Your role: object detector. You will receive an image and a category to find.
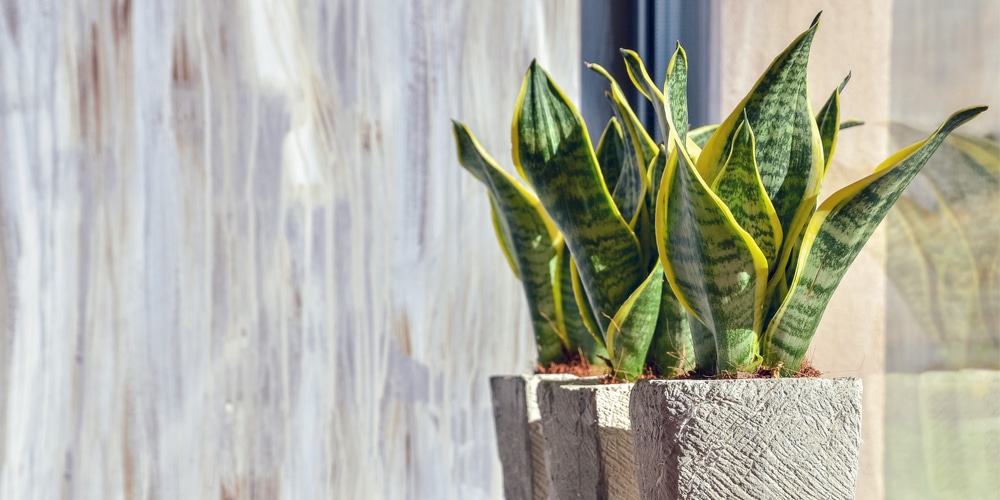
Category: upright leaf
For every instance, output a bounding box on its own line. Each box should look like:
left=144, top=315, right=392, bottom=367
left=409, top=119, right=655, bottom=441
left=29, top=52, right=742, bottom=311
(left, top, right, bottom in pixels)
left=711, top=116, right=784, bottom=268
left=554, top=241, right=608, bottom=364
left=656, top=141, right=769, bottom=373
left=606, top=93, right=647, bottom=226
left=513, top=61, right=645, bottom=336
left=605, top=262, right=664, bottom=380
left=595, top=117, right=625, bottom=192
left=647, top=284, right=695, bottom=377
left=696, top=15, right=824, bottom=242
left=763, top=106, right=988, bottom=374
left=588, top=63, right=658, bottom=167
left=817, top=73, right=851, bottom=175
left=454, top=121, right=566, bottom=364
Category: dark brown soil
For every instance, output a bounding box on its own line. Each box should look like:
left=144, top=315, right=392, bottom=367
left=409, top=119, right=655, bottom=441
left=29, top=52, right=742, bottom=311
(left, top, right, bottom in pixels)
left=535, top=351, right=607, bottom=377
left=597, top=359, right=823, bottom=384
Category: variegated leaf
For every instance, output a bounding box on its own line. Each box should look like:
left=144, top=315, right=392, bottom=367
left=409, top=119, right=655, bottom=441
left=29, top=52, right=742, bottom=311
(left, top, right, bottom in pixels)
left=696, top=15, right=823, bottom=243
left=817, top=73, right=851, bottom=175
left=689, top=124, right=718, bottom=149
left=595, top=117, right=625, bottom=193
left=554, top=241, right=608, bottom=364
left=587, top=63, right=658, bottom=166
left=647, top=283, right=696, bottom=377
left=762, top=106, right=988, bottom=374
left=513, top=61, right=645, bottom=335
left=656, top=141, right=768, bottom=373
left=606, top=92, right=647, bottom=226
left=570, top=256, right=603, bottom=349
left=606, top=262, right=664, bottom=380
left=711, top=116, right=784, bottom=268
left=453, top=121, right=566, bottom=364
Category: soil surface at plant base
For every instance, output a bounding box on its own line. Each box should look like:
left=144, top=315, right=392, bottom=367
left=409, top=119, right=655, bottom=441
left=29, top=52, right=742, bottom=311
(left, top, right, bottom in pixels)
left=537, top=354, right=822, bottom=383
left=535, top=351, right=608, bottom=377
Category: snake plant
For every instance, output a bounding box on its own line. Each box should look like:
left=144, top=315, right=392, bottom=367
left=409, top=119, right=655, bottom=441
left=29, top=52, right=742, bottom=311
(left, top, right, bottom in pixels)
left=455, top=13, right=987, bottom=379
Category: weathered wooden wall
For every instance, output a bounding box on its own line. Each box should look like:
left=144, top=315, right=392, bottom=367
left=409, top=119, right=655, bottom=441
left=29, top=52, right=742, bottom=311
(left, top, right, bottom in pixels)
left=0, top=1, right=579, bottom=498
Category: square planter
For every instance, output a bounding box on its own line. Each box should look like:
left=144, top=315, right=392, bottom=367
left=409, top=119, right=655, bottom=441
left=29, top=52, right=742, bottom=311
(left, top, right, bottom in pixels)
left=537, top=381, right=639, bottom=500
left=630, top=377, right=863, bottom=500
left=490, top=374, right=581, bottom=500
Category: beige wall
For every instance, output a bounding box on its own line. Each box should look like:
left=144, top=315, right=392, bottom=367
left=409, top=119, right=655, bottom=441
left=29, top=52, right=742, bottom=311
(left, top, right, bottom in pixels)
left=718, top=2, right=893, bottom=498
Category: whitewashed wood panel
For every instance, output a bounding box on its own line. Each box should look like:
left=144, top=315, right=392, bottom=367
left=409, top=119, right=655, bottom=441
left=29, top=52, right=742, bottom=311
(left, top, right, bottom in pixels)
left=0, top=1, right=580, bottom=498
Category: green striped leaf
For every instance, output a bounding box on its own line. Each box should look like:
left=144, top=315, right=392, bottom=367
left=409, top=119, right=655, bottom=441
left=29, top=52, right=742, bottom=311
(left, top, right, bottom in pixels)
left=621, top=49, right=669, bottom=147
left=587, top=63, right=658, bottom=167
left=817, top=74, right=851, bottom=175
left=489, top=199, right=520, bottom=279
left=696, top=15, right=824, bottom=242
left=453, top=121, right=566, bottom=364
left=711, top=116, right=784, bottom=267
left=762, top=106, right=988, bottom=374
left=595, top=117, right=625, bottom=193
left=569, top=256, right=604, bottom=350
left=689, top=124, right=718, bottom=149
left=664, top=43, right=689, bottom=147
left=656, top=141, right=769, bottom=373
left=513, top=61, right=645, bottom=336
left=622, top=45, right=689, bottom=149
left=647, top=283, right=696, bottom=377
left=840, top=120, right=865, bottom=131
left=606, top=262, right=664, bottom=381
left=606, top=92, right=647, bottom=226
left=554, top=241, right=608, bottom=364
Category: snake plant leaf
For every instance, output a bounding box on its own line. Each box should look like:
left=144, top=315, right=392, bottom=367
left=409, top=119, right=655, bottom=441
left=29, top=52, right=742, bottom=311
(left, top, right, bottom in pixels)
left=489, top=199, right=520, bottom=279
left=711, top=116, right=784, bottom=268
left=569, top=257, right=604, bottom=349
left=453, top=121, right=566, bottom=364
left=596, top=117, right=625, bottom=193
left=605, top=261, right=664, bottom=381
left=817, top=73, right=851, bottom=175
left=606, top=92, right=647, bottom=226
left=665, top=43, right=690, bottom=147
left=762, top=106, right=988, bottom=374
left=840, top=120, right=865, bottom=130
left=554, top=240, right=608, bottom=364
left=588, top=63, right=658, bottom=166
left=696, top=15, right=823, bottom=242
left=648, top=145, right=668, bottom=213
left=513, top=61, right=645, bottom=335
left=621, top=49, right=669, bottom=146
left=656, top=140, right=769, bottom=373
left=689, top=124, right=718, bottom=149
left=647, top=282, right=696, bottom=377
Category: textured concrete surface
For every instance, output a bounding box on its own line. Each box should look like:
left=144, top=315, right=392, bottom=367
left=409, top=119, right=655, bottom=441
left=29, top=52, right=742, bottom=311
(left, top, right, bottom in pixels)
left=630, top=378, right=863, bottom=500
left=538, top=382, right=639, bottom=500
left=491, top=375, right=578, bottom=500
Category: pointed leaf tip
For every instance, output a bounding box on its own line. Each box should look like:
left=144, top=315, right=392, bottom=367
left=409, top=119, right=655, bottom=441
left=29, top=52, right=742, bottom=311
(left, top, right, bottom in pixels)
left=839, top=73, right=851, bottom=93
left=811, top=11, right=822, bottom=27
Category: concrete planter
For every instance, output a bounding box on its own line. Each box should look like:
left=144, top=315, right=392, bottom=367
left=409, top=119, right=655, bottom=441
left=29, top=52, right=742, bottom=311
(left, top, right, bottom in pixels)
left=490, top=374, right=580, bottom=500
left=630, top=377, right=863, bottom=500
left=537, top=382, right=639, bottom=500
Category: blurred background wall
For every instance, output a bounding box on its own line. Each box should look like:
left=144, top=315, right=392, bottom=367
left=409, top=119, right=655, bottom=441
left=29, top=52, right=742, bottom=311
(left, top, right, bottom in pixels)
left=1, top=1, right=997, bottom=499
left=0, top=1, right=578, bottom=497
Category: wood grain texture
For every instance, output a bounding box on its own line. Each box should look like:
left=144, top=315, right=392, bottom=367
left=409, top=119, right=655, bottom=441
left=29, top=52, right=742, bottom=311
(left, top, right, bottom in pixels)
left=0, top=1, right=580, bottom=498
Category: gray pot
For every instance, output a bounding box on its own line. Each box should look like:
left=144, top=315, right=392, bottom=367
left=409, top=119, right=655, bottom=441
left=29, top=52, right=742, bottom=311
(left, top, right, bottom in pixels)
left=537, top=381, right=639, bottom=500
left=490, top=374, right=581, bottom=500
left=630, top=377, right=863, bottom=500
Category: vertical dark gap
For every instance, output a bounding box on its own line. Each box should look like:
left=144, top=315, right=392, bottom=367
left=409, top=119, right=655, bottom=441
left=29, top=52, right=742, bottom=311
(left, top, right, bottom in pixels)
left=580, top=0, right=637, bottom=146
left=580, top=0, right=718, bottom=146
